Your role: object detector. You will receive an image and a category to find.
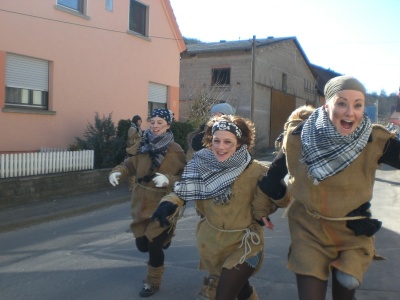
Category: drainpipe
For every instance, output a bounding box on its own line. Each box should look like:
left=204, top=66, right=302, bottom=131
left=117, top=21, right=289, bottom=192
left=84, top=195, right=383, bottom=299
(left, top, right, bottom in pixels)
left=251, top=35, right=256, bottom=121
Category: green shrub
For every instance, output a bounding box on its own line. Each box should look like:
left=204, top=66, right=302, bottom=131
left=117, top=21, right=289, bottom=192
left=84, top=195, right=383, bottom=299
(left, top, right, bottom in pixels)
left=67, top=142, right=81, bottom=151
left=73, top=115, right=195, bottom=168
left=170, top=121, right=196, bottom=152
left=74, top=112, right=126, bottom=168
left=117, top=119, right=131, bottom=141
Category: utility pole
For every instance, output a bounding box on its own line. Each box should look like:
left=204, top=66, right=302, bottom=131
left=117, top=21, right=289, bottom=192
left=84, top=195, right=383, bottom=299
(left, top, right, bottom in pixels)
left=250, top=35, right=256, bottom=121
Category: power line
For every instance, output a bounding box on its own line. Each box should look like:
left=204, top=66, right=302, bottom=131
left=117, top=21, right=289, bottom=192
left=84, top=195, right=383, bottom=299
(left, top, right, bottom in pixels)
left=0, top=8, right=184, bottom=41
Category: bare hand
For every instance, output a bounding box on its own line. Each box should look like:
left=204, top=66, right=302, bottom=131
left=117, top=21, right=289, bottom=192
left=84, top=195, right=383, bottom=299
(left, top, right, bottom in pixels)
left=261, top=216, right=274, bottom=230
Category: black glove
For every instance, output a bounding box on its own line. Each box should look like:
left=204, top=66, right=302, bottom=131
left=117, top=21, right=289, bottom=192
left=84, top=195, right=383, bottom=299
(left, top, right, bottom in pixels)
left=256, top=219, right=264, bottom=226
left=347, top=202, right=371, bottom=218
left=192, top=131, right=205, bottom=151
left=150, top=202, right=178, bottom=227
left=346, top=202, right=382, bottom=237
left=138, top=174, right=156, bottom=183
left=258, top=150, right=288, bottom=199
left=256, top=217, right=271, bottom=227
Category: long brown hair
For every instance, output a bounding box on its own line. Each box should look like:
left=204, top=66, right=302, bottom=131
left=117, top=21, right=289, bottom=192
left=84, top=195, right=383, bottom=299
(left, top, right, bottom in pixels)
left=202, top=115, right=256, bottom=150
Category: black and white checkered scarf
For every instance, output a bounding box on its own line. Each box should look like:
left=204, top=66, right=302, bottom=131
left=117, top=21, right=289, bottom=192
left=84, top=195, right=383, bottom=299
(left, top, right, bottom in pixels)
left=131, top=122, right=143, bottom=137
left=300, top=106, right=372, bottom=184
left=139, top=129, right=174, bottom=170
left=174, top=145, right=251, bottom=204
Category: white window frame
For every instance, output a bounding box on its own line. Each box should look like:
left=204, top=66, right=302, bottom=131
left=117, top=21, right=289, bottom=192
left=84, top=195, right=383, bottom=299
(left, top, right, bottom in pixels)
left=5, top=53, right=49, bottom=110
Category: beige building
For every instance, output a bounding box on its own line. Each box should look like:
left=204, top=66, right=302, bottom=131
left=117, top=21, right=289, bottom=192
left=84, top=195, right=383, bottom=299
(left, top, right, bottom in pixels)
left=0, top=0, right=185, bottom=153
left=179, top=37, right=318, bottom=150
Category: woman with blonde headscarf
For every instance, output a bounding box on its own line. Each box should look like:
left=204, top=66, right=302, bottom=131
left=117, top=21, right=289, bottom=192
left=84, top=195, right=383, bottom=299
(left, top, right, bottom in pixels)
left=259, top=75, right=400, bottom=300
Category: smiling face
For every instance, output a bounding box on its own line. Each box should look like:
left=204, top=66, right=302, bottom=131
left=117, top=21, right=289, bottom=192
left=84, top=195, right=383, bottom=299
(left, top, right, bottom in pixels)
left=150, top=117, right=170, bottom=135
left=211, top=130, right=239, bottom=161
left=325, top=89, right=365, bottom=136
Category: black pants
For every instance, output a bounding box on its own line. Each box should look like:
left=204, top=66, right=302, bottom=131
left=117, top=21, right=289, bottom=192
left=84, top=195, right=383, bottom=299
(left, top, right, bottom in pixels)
left=135, top=229, right=169, bottom=267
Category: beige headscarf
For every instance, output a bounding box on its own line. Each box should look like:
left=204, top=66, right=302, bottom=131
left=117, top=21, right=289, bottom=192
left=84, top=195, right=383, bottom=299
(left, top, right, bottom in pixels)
left=324, top=75, right=366, bottom=101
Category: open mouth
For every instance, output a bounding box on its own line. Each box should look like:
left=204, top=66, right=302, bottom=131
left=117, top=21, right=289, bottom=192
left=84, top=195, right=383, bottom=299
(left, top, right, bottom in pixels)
left=215, top=151, right=228, bottom=161
left=341, top=120, right=354, bottom=130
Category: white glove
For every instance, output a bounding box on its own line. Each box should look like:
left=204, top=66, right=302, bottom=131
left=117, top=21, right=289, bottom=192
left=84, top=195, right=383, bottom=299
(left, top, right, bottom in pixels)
left=109, top=172, right=121, bottom=186
left=152, top=172, right=169, bottom=187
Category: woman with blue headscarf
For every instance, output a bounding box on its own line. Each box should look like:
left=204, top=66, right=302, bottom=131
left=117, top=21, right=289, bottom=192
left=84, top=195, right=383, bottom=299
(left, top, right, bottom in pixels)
left=109, top=108, right=186, bottom=297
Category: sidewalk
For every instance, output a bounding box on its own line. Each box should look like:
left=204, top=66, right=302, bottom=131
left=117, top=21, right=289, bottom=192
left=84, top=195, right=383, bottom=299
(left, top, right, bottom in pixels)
left=0, top=184, right=131, bottom=233
left=0, top=148, right=277, bottom=233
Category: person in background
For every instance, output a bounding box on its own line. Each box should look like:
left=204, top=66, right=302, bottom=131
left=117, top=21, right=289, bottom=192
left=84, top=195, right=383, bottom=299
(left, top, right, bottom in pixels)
left=127, top=114, right=143, bottom=148
left=151, top=115, right=290, bottom=300
left=186, top=102, right=236, bottom=161
left=126, top=115, right=144, bottom=191
left=259, top=75, right=400, bottom=300
left=109, top=109, right=186, bottom=297
left=274, top=105, right=315, bottom=154
left=387, top=86, right=400, bottom=139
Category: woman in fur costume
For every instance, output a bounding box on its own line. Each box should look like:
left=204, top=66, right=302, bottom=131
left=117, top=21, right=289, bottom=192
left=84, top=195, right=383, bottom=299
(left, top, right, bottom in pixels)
left=151, top=115, right=290, bottom=300
left=259, top=75, right=400, bottom=300
left=109, top=108, right=186, bottom=297
left=127, top=114, right=143, bottom=147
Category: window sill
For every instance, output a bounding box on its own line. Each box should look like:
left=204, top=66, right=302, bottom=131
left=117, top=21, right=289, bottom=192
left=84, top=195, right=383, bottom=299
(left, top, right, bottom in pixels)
left=2, top=107, right=56, bottom=115
left=210, top=85, right=231, bottom=91
left=54, top=5, right=90, bottom=20
left=127, top=30, right=151, bottom=42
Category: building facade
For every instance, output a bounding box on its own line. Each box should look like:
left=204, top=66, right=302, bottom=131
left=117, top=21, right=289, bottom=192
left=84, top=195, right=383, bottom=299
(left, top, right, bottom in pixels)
left=0, top=0, right=185, bottom=152
left=179, top=37, right=318, bottom=150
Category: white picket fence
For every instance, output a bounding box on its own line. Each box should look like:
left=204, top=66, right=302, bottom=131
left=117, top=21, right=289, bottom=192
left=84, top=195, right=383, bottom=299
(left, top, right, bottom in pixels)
left=0, top=150, right=94, bottom=179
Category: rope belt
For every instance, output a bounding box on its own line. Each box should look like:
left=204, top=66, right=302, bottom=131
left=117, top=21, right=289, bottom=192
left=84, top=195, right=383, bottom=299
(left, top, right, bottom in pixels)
left=205, top=218, right=260, bottom=264
left=137, top=182, right=167, bottom=193
left=281, top=197, right=366, bottom=221
left=305, top=208, right=366, bottom=221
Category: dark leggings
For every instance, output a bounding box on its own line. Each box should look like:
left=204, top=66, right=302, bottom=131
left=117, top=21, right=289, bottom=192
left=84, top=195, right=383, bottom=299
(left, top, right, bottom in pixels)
left=296, top=270, right=356, bottom=300
left=135, top=229, right=169, bottom=268
left=216, top=263, right=255, bottom=300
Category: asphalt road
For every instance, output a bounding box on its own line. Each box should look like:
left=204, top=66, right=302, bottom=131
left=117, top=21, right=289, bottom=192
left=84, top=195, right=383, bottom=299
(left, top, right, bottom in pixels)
left=0, top=166, right=399, bottom=299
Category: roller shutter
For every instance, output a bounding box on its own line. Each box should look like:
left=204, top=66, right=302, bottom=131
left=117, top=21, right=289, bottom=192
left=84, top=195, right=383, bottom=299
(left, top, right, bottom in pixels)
left=6, top=53, right=48, bottom=91
left=148, top=82, right=167, bottom=103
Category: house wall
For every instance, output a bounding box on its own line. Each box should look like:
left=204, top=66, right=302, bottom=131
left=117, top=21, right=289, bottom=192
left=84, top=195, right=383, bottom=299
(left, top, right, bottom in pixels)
left=179, top=51, right=252, bottom=120
left=253, top=40, right=317, bottom=147
left=0, top=0, right=184, bottom=152
left=179, top=39, right=317, bottom=150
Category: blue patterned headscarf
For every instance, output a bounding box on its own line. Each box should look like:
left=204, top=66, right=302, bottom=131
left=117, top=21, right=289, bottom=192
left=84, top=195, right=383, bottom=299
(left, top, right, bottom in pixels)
left=151, top=109, right=174, bottom=124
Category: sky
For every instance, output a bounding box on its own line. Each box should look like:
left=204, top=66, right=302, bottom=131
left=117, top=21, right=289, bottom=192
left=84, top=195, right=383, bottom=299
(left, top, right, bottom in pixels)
left=169, top=0, right=400, bottom=95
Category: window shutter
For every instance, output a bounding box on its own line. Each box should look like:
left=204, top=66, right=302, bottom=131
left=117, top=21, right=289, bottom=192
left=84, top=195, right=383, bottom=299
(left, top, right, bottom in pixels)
left=148, top=82, right=167, bottom=103
left=6, top=53, right=49, bottom=91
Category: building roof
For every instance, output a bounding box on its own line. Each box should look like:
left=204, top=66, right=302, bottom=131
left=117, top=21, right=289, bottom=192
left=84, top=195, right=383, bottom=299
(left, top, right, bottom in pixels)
left=163, top=0, right=186, bottom=52
left=187, top=37, right=306, bottom=54
left=185, top=36, right=293, bottom=53
left=310, top=64, right=342, bottom=95
left=183, top=36, right=316, bottom=80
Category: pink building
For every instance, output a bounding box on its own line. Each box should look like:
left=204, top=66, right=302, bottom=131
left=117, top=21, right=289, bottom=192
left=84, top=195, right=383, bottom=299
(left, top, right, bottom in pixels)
left=0, top=0, right=185, bottom=153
